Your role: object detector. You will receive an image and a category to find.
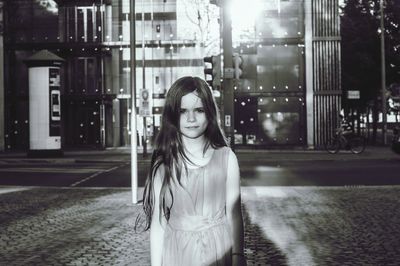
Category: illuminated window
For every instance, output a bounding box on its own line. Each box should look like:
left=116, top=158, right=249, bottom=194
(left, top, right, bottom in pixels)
left=65, top=5, right=105, bottom=42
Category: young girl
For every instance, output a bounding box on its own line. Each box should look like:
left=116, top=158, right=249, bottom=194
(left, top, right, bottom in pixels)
left=142, top=76, right=246, bottom=266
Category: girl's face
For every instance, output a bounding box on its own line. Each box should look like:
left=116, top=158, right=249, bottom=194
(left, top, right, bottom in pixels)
left=179, top=92, right=208, bottom=140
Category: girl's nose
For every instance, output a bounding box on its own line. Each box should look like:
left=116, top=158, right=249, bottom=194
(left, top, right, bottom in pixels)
left=187, top=111, right=196, bottom=122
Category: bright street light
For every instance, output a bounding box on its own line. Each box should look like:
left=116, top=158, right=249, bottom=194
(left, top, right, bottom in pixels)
left=230, top=0, right=263, bottom=33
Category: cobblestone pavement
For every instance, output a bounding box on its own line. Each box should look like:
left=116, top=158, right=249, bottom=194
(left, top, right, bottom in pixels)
left=242, top=186, right=400, bottom=266
left=1, top=186, right=400, bottom=265
left=0, top=187, right=150, bottom=266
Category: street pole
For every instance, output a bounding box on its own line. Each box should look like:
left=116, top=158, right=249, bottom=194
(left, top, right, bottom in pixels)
left=221, top=0, right=235, bottom=149
left=141, top=0, right=147, bottom=157
left=380, top=0, right=387, bottom=145
left=0, top=1, right=4, bottom=151
left=130, top=0, right=138, bottom=204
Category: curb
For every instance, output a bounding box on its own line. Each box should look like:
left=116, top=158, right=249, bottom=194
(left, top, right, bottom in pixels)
left=0, top=147, right=398, bottom=164
left=0, top=158, right=77, bottom=164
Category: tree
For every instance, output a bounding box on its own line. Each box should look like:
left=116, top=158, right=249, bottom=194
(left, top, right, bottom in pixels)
left=178, top=0, right=220, bottom=56
left=384, top=1, right=400, bottom=86
left=341, top=0, right=400, bottom=143
left=341, top=0, right=380, bottom=109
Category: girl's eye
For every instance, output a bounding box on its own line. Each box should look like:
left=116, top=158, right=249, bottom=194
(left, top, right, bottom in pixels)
left=180, top=109, right=187, bottom=114
left=195, top=108, right=205, bottom=113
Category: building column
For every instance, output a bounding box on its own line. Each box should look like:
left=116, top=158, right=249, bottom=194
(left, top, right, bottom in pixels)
left=305, top=0, right=314, bottom=148
left=306, top=0, right=342, bottom=148
left=112, top=98, right=121, bottom=147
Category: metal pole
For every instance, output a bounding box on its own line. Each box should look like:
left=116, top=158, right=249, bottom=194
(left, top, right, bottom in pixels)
left=141, top=0, right=148, bottom=157
left=380, top=0, right=387, bottom=145
left=0, top=0, right=5, bottom=151
left=130, top=0, right=138, bottom=204
left=221, top=0, right=234, bottom=149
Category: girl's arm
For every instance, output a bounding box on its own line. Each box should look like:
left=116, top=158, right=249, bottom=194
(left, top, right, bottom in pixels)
left=150, top=168, right=166, bottom=266
left=226, top=149, right=247, bottom=266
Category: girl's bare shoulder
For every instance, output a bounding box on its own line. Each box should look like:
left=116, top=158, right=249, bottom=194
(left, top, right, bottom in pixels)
left=214, top=145, right=232, bottom=153
left=218, top=146, right=236, bottom=158
left=225, top=147, right=238, bottom=166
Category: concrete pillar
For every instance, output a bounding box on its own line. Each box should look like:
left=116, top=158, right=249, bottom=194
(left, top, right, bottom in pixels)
left=112, top=98, right=121, bottom=147
left=304, top=0, right=342, bottom=148
left=305, top=0, right=314, bottom=148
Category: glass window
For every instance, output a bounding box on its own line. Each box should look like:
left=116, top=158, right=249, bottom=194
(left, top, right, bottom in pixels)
left=256, top=0, right=304, bottom=39
left=232, top=0, right=305, bottom=146
left=66, top=6, right=98, bottom=43
left=257, top=96, right=303, bottom=145
left=257, top=45, right=304, bottom=92
left=8, top=0, right=58, bottom=43
left=4, top=0, right=308, bottom=149
left=235, top=96, right=304, bottom=145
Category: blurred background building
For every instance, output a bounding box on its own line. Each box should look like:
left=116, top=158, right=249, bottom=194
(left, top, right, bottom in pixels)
left=0, top=0, right=341, bottom=151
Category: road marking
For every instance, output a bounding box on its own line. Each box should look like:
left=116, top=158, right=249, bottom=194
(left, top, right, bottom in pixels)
left=0, top=187, right=31, bottom=195
left=0, top=167, right=106, bottom=173
left=69, top=164, right=124, bottom=187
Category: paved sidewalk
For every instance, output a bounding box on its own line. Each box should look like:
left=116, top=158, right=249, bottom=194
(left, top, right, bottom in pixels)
left=0, top=145, right=399, bottom=164
left=1, top=186, right=399, bottom=265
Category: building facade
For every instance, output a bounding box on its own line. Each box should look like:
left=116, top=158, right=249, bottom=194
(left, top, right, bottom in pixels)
left=0, top=0, right=341, bottom=151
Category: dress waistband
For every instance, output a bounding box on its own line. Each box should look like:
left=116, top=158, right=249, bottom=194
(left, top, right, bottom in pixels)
left=168, top=210, right=226, bottom=232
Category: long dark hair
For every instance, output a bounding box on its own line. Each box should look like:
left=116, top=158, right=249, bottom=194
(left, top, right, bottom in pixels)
left=142, top=76, right=227, bottom=230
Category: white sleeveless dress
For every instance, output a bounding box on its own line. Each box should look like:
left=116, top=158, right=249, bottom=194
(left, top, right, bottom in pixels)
left=162, top=147, right=232, bottom=266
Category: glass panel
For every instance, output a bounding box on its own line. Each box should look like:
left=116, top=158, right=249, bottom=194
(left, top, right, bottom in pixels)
left=67, top=7, right=75, bottom=42
left=75, top=59, right=85, bottom=94
left=9, top=0, right=58, bottom=43
left=87, top=8, right=94, bottom=42
left=235, top=95, right=304, bottom=145
left=257, top=97, right=303, bottom=145
left=4, top=0, right=307, bottom=149
left=256, top=0, right=304, bottom=39
left=232, top=0, right=305, bottom=146
left=257, top=45, right=304, bottom=92
left=234, top=96, right=258, bottom=135
left=87, top=58, right=96, bottom=94
left=95, top=6, right=102, bottom=42
left=77, top=8, right=84, bottom=42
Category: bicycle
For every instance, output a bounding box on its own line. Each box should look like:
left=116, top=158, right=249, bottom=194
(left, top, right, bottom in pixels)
left=324, top=127, right=366, bottom=154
